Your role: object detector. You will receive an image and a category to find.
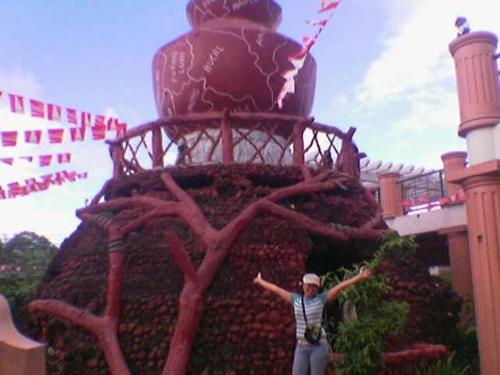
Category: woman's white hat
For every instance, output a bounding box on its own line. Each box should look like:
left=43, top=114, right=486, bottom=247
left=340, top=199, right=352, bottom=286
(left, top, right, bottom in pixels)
left=302, top=273, right=320, bottom=286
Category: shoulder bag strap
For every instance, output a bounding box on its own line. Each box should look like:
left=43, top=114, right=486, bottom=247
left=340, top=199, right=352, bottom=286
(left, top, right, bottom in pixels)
left=301, top=295, right=309, bottom=326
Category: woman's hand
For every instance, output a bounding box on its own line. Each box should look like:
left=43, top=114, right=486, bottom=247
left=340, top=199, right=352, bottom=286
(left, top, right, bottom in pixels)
left=253, top=272, right=262, bottom=284
left=253, top=272, right=292, bottom=303
left=358, top=266, right=372, bottom=280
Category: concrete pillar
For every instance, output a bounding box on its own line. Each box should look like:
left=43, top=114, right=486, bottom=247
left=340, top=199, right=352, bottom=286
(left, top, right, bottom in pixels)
left=463, top=174, right=500, bottom=375
left=378, top=172, right=403, bottom=218
left=449, top=32, right=500, bottom=166
left=439, top=226, right=472, bottom=298
left=441, top=151, right=467, bottom=196
left=0, top=295, right=46, bottom=375
left=449, top=32, right=500, bottom=137
left=450, top=31, right=500, bottom=375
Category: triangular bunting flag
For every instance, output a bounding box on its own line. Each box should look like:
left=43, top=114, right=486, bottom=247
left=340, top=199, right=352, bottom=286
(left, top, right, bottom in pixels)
left=70, top=127, right=86, bottom=142
left=39, top=154, right=53, bottom=167
left=40, top=174, right=53, bottom=186
left=306, top=19, right=329, bottom=27
left=57, top=153, right=71, bottom=164
left=52, top=171, right=65, bottom=185
left=91, top=125, right=106, bottom=140
left=30, top=99, right=45, bottom=118
left=116, top=123, right=127, bottom=137
left=67, top=108, right=78, bottom=124
left=0, top=186, right=6, bottom=200
left=63, top=170, right=77, bottom=181
left=107, top=117, right=118, bottom=130
left=48, top=129, right=64, bottom=143
left=94, top=114, right=105, bottom=127
left=81, top=112, right=92, bottom=128
left=8, top=182, right=28, bottom=198
left=0, top=158, right=14, bottom=165
left=19, top=156, right=34, bottom=163
left=36, top=179, right=51, bottom=191
left=24, top=130, right=42, bottom=144
left=47, top=104, right=62, bottom=121
left=9, top=94, right=25, bottom=114
left=24, top=178, right=39, bottom=193
left=319, top=0, right=340, bottom=12
left=1, top=131, right=18, bottom=147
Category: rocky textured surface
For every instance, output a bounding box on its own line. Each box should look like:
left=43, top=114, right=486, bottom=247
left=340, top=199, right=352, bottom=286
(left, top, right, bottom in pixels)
left=380, top=250, right=462, bottom=351
left=28, top=165, right=461, bottom=374
left=30, top=165, right=382, bottom=374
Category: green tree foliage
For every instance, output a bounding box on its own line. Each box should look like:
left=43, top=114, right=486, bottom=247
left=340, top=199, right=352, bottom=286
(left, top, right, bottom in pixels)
left=0, top=231, right=58, bottom=308
left=322, top=233, right=415, bottom=375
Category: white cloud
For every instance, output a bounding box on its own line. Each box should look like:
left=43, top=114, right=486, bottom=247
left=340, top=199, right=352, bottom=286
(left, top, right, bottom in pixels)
left=341, top=0, right=500, bottom=166
left=391, top=89, right=459, bottom=134
left=357, top=0, right=500, bottom=106
left=0, top=68, right=43, bottom=98
left=357, top=2, right=452, bottom=105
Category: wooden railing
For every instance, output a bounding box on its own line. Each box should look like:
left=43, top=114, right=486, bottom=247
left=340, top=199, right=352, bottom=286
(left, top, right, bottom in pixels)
left=106, top=110, right=362, bottom=180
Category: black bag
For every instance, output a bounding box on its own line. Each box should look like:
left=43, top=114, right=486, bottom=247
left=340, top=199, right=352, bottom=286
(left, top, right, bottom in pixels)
left=304, top=325, right=322, bottom=344
left=301, top=296, right=322, bottom=345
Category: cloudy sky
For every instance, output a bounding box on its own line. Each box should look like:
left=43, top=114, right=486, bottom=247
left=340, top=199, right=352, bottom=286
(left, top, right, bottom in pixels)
left=0, top=0, right=499, bottom=245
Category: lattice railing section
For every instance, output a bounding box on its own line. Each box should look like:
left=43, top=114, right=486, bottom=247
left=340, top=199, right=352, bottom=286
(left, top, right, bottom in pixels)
left=121, top=132, right=154, bottom=175
left=107, top=111, right=361, bottom=179
left=165, top=120, right=223, bottom=165
left=304, top=128, right=341, bottom=168
left=231, top=119, right=295, bottom=165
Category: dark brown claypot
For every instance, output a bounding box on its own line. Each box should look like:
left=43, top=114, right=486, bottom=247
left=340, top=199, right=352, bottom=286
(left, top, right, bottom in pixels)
left=186, top=0, right=283, bottom=30
left=152, top=1, right=316, bottom=119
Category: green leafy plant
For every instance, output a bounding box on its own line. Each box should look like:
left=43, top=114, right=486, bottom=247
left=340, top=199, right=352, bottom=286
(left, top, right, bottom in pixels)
left=321, top=233, right=418, bottom=375
left=335, top=301, right=408, bottom=375
left=417, top=353, right=471, bottom=375
left=443, top=325, right=479, bottom=374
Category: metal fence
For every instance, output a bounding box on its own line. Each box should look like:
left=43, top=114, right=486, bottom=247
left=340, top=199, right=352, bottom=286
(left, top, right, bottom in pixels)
left=400, top=170, right=447, bottom=212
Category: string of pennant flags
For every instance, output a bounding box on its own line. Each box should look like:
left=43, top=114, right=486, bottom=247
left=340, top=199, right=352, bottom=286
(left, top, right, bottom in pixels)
left=1, top=0, right=342, bottom=199
left=0, top=125, right=126, bottom=147
left=2, top=91, right=127, bottom=129
left=0, top=90, right=131, bottom=199
left=0, top=170, right=88, bottom=200
left=277, top=0, right=341, bottom=108
left=0, top=91, right=128, bottom=147
left=0, top=152, right=71, bottom=167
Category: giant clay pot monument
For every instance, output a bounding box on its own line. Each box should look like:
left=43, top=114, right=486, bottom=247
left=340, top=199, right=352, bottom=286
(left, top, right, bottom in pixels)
left=28, top=1, right=459, bottom=374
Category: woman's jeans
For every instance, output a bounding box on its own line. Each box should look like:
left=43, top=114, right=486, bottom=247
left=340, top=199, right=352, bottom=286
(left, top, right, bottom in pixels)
left=292, top=341, right=330, bottom=375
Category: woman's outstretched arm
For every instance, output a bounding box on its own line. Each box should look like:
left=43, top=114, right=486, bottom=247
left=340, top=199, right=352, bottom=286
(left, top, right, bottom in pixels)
left=326, top=266, right=371, bottom=302
left=253, top=272, right=292, bottom=304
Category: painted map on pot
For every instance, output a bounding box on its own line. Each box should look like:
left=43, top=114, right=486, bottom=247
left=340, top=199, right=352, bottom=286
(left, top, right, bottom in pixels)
left=153, top=26, right=316, bottom=118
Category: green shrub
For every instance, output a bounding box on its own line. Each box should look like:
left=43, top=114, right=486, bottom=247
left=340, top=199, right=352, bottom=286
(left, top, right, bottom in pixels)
left=443, top=326, right=479, bottom=374
left=321, top=233, right=416, bottom=375
left=417, top=353, right=471, bottom=375
left=334, top=301, right=408, bottom=375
